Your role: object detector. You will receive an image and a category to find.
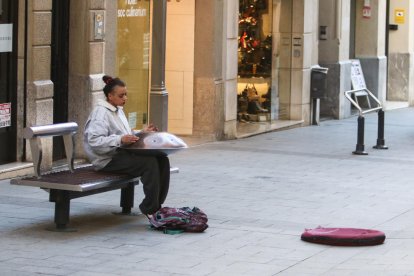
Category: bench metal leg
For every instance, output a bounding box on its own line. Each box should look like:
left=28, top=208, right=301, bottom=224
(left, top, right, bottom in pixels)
left=49, top=190, right=76, bottom=232
left=120, top=183, right=135, bottom=214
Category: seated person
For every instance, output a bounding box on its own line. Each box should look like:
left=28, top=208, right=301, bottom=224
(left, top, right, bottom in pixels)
left=83, top=75, right=170, bottom=219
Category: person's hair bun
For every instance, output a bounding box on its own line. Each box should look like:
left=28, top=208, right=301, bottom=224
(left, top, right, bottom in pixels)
left=102, top=75, right=113, bottom=85
left=102, top=75, right=125, bottom=97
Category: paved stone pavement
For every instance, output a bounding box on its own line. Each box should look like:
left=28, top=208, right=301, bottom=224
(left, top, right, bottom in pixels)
left=2, top=107, right=414, bottom=276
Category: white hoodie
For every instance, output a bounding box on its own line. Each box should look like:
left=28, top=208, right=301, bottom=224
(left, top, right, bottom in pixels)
left=83, top=99, right=133, bottom=169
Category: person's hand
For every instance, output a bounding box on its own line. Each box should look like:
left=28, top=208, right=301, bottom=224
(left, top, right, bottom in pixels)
left=121, top=134, right=139, bottom=145
left=143, top=123, right=158, bottom=132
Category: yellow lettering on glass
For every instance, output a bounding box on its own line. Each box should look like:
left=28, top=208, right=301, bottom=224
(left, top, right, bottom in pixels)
left=117, top=0, right=151, bottom=129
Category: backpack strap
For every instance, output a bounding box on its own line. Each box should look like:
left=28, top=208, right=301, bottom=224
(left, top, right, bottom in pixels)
left=163, top=229, right=184, bottom=235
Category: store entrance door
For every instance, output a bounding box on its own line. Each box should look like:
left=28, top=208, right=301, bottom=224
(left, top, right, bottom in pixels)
left=51, top=0, right=70, bottom=161
left=0, top=0, right=18, bottom=165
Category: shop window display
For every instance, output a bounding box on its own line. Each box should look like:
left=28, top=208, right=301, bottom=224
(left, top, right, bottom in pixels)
left=238, top=0, right=272, bottom=123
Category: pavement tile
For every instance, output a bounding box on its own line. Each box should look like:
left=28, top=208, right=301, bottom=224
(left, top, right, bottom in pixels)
left=0, top=269, right=35, bottom=276
left=14, top=265, right=79, bottom=275
left=208, top=261, right=285, bottom=276
left=5, top=257, right=65, bottom=268
left=69, top=272, right=116, bottom=276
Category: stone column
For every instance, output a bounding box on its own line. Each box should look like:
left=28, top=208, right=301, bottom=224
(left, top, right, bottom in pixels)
left=17, top=0, right=27, bottom=161
left=193, top=0, right=225, bottom=140
left=289, top=0, right=319, bottom=123
left=150, top=0, right=168, bottom=131
left=25, top=0, right=54, bottom=169
left=355, top=0, right=387, bottom=103
left=68, top=0, right=106, bottom=158
left=319, top=0, right=352, bottom=119
left=223, top=0, right=238, bottom=139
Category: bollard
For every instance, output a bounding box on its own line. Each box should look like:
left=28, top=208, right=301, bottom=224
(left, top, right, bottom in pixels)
left=353, top=115, right=368, bottom=155
left=311, top=98, right=320, bottom=125
left=373, top=109, right=388, bottom=149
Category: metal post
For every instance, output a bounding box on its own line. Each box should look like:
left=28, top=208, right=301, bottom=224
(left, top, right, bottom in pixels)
left=373, top=109, right=388, bottom=149
left=353, top=115, right=368, bottom=155
left=49, top=190, right=76, bottom=232
left=311, top=98, right=320, bottom=125
left=150, top=0, right=168, bottom=131
left=120, top=183, right=135, bottom=214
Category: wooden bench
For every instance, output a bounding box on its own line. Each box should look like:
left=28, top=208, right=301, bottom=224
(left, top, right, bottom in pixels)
left=10, top=122, right=178, bottom=231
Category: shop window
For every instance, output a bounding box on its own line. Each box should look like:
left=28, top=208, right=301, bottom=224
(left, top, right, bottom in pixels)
left=237, top=0, right=292, bottom=133
left=116, top=0, right=151, bottom=130
left=238, top=0, right=272, bottom=124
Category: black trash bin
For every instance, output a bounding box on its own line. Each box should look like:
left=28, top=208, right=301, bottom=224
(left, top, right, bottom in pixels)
left=310, top=66, right=328, bottom=125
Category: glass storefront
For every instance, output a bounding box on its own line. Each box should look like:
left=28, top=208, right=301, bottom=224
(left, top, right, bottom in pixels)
left=237, top=0, right=292, bottom=135
left=116, top=0, right=151, bottom=130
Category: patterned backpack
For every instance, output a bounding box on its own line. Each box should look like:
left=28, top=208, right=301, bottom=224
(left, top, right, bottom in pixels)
left=148, top=207, right=208, bottom=233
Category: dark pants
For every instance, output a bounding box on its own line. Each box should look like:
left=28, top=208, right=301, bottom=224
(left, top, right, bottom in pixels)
left=101, top=149, right=170, bottom=215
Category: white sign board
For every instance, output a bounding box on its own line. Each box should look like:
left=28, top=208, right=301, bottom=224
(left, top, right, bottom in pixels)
left=350, top=59, right=367, bottom=90
left=0, top=102, right=11, bottom=128
left=128, top=112, right=137, bottom=129
left=0, top=24, right=13, bottom=53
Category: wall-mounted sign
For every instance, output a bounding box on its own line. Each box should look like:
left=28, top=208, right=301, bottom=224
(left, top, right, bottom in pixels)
left=143, top=32, right=150, bottom=69
left=0, top=102, right=11, bottom=128
left=0, top=24, right=13, bottom=53
left=395, top=9, right=405, bottom=24
left=362, top=0, right=371, bottom=19
left=293, top=37, right=302, bottom=46
left=94, top=12, right=105, bottom=40
left=128, top=112, right=137, bottom=129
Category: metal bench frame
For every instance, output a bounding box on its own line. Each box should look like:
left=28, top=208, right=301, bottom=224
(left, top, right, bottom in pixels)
left=11, top=122, right=178, bottom=231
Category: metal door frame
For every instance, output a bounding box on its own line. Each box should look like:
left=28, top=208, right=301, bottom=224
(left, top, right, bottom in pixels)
left=0, top=0, right=18, bottom=165
left=51, top=0, right=70, bottom=161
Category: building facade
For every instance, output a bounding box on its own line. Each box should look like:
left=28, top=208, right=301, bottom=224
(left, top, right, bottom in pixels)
left=168, top=0, right=319, bottom=140
left=387, top=0, right=414, bottom=106
left=1, top=0, right=413, bottom=178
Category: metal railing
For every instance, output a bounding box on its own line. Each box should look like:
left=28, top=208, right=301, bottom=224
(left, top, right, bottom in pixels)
left=344, top=88, right=382, bottom=115
left=344, top=89, right=388, bottom=155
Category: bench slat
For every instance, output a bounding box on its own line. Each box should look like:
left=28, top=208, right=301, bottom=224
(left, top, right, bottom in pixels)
left=11, top=166, right=179, bottom=192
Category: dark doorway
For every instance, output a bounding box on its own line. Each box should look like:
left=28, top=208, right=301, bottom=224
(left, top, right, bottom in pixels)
left=0, top=0, right=18, bottom=165
left=51, top=0, right=70, bottom=161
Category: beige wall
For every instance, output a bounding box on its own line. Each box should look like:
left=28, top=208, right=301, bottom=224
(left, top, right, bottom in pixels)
left=166, top=0, right=195, bottom=135
left=388, top=0, right=414, bottom=104
left=355, top=0, right=386, bottom=57
left=389, top=0, right=414, bottom=53
left=319, top=0, right=350, bottom=63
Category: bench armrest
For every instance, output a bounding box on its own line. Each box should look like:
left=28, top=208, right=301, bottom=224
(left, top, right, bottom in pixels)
left=24, top=122, right=78, bottom=178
